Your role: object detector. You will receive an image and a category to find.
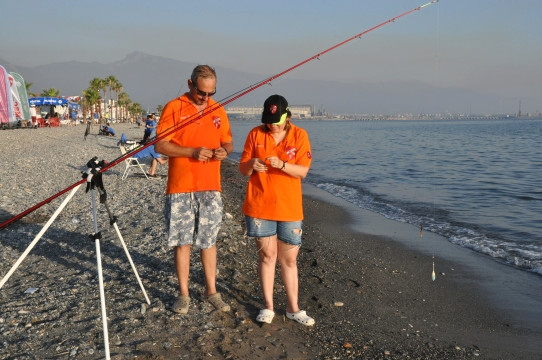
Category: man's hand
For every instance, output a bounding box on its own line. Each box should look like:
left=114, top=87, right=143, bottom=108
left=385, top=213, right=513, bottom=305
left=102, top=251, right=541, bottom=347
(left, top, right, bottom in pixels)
left=212, top=147, right=228, bottom=161
left=192, top=147, right=214, bottom=162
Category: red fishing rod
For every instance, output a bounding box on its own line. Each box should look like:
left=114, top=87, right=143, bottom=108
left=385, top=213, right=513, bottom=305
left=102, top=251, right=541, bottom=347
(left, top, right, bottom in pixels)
left=0, top=0, right=439, bottom=230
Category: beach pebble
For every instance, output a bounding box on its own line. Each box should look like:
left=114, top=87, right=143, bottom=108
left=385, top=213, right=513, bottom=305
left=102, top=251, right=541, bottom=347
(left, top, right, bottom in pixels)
left=334, top=301, right=344, bottom=307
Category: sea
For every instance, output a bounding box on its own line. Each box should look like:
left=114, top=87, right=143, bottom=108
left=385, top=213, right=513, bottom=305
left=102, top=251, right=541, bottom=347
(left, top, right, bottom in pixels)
left=229, top=117, right=542, bottom=277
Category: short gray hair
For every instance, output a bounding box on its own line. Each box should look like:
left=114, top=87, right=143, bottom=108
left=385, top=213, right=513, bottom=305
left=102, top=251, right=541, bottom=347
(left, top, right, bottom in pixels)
left=191, top=65, right=216, bottom=84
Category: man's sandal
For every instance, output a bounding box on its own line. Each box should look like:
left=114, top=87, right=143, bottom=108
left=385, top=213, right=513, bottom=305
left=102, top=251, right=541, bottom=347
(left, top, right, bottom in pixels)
left=172, top=295, right=190, bottom=314
left=207, top=293, right=231, bottom=312
left=256, top=309, right=275, bottom=324
left=286, top=310, right=315, bottom=326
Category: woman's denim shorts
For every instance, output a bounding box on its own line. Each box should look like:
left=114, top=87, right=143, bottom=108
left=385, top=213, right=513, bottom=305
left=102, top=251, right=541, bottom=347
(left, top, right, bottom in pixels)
left=245, top=216, right=302, bottom=246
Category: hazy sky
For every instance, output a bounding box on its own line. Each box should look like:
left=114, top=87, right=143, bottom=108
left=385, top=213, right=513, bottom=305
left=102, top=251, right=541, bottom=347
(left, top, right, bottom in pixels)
left=2, top=0, right=541, bottom=113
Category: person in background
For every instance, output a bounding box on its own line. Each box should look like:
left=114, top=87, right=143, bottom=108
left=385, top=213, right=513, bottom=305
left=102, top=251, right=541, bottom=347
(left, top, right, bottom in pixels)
left=104, top=123, right=115, bottom=136
left=71, top=110, right=77, bottom=125
left=155, top=64, right=233, bottom=315
left=239, top=94, right=315, bottom=326
left=132, top=145, right=168, bottom=177
left=30, top=105, right=38, bottom=128
left=142, top=113, right=157, bottom=144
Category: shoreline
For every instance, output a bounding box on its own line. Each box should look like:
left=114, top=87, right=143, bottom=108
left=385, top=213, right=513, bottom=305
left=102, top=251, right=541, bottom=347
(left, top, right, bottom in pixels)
left=300, top=186, right=542, bottom=359
left=1, top=123, right=541, bottom=359
left=303, top=183, right=542, bottom=335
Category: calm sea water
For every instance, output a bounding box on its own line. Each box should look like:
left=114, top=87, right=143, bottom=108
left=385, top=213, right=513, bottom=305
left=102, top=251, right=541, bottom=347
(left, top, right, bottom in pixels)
left=230, top=118, right=542, bottom=276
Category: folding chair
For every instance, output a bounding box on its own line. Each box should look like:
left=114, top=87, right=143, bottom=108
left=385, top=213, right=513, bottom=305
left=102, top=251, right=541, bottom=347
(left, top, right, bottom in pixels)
left=120, top=145, right=149, bottom=180
left=118, top=133, right=139, bottom=150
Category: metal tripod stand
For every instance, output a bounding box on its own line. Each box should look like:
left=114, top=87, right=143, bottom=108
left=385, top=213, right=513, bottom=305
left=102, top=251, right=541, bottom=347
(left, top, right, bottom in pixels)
left=0, top=157, right=151, bottom=360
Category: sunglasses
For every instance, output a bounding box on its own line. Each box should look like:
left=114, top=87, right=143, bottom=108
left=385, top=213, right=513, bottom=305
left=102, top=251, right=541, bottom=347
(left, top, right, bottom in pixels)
left=193, top=85, right=216, bottom=98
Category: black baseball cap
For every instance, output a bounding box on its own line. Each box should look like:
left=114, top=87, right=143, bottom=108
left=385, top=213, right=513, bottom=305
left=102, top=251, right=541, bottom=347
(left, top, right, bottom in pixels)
left=261, top=94, right=289, bottom=124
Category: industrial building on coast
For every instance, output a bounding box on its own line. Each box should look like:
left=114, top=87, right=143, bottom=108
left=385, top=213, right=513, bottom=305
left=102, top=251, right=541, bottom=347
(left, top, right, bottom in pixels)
left=226, top=105, right=314, bottom=119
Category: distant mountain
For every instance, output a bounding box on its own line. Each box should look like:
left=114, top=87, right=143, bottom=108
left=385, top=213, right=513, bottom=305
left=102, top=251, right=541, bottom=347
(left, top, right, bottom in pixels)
left=1, top=52, right=510, bottom=114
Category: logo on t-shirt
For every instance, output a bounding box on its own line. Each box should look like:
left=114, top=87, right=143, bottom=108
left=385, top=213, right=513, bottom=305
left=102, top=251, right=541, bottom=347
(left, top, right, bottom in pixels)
left=212, top=116, right=221, bottom=129
left=286, top=146, right=296, bottom=160
left=307, top=151, right=312, bottom=159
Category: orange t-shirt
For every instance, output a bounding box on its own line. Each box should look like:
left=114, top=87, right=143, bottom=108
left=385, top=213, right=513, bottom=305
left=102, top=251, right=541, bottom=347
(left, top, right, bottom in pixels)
left=241, top=123, right=312, bottom=221
left=157, top=94, right=232, bottom=194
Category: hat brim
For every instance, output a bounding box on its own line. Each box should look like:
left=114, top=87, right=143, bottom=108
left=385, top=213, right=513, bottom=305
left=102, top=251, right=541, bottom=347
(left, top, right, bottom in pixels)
left=262, top=112, right=287, bottom=124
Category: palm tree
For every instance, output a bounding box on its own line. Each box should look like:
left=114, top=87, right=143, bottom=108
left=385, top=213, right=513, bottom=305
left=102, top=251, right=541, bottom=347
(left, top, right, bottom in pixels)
left=89, top=78, right=105, bottom=123
left=105, top=75, right=117, bottom=120
left=41, top=88, right=60, bottom=97
left=117, top=92, right=130, bottom=122
left=114, top=79, right=123, bottom=121
left=84, top=87, right=101, bottom=124
left=25, top=82, right=37, bottom=97
left=108, top=76, right=123, bottom=121
left=128, top=102, right=143, bottom=122
left=81, top=90, right=87, bottom=121
left=101, top=80, right=108, bottom=120
left=156, top=104, right=164, bottom=115
left=89, top=77, right=102, bottom=91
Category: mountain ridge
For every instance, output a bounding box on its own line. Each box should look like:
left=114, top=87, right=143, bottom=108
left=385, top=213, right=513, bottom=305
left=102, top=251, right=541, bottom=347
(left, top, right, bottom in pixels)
left=1, top=53, right=511, bottom=115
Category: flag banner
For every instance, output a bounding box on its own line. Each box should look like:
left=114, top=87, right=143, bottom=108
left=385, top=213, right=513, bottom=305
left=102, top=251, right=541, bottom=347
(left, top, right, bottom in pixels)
left=8, top=73, right=23, bottom=120
left=29, top=97, right=68, bottom=106
left=28, top=96, right=80, bottom=110
left=0, top=65, right=15, bottom=124
left=10, top=72, right=30, bottom=121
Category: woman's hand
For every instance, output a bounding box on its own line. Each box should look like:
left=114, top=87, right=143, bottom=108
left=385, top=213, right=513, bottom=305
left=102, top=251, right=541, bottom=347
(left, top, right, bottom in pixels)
left=252, top=158, right=268, bottom=172
left=265, top=156, right=284, bottom=170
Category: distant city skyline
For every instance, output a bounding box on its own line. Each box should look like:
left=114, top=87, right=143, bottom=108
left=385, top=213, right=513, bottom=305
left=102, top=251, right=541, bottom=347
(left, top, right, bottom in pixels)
left=1, top=1, right=541, bottom=115
left=225, top=104, right=539, bottom=121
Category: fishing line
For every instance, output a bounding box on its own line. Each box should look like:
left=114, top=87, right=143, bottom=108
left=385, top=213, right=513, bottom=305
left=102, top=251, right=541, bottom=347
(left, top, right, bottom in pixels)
left=0, top=0, right=439, bottom=230
left=432, top=1, right=440, bottom=281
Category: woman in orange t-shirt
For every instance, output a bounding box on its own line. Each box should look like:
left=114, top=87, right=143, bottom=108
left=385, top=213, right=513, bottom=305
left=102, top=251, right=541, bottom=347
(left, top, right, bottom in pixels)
left=239, top=94, right=314, bottom=326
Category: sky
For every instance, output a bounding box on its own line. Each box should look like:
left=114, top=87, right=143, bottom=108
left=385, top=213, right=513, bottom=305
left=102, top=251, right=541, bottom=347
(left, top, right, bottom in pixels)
left=2, top=0, right=541, bottom=115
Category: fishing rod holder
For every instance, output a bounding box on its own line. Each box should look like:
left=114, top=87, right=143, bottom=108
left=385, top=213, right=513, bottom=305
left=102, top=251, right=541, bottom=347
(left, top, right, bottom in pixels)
left=1, top=156, right=151, bottom=360
left=82, top=156, right=118, bottom=230
left=79, top=155, right=151, bottom=359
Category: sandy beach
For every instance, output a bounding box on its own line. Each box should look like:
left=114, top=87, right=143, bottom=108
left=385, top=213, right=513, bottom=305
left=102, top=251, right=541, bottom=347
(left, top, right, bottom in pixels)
left=1, top=123, right=541, bottom=359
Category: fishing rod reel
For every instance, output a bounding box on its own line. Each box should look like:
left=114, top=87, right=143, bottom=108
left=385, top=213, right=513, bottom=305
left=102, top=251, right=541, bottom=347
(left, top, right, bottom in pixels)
left=82, top=156, right=108, bottom=203
left=82, top=156, right=118, bottom=229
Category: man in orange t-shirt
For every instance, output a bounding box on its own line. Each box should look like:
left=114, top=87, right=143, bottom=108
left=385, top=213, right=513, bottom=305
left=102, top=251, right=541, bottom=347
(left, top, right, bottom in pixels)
left=239, top=94, right=315, bottom=327
left=155, top=65, right=233, bottom=315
